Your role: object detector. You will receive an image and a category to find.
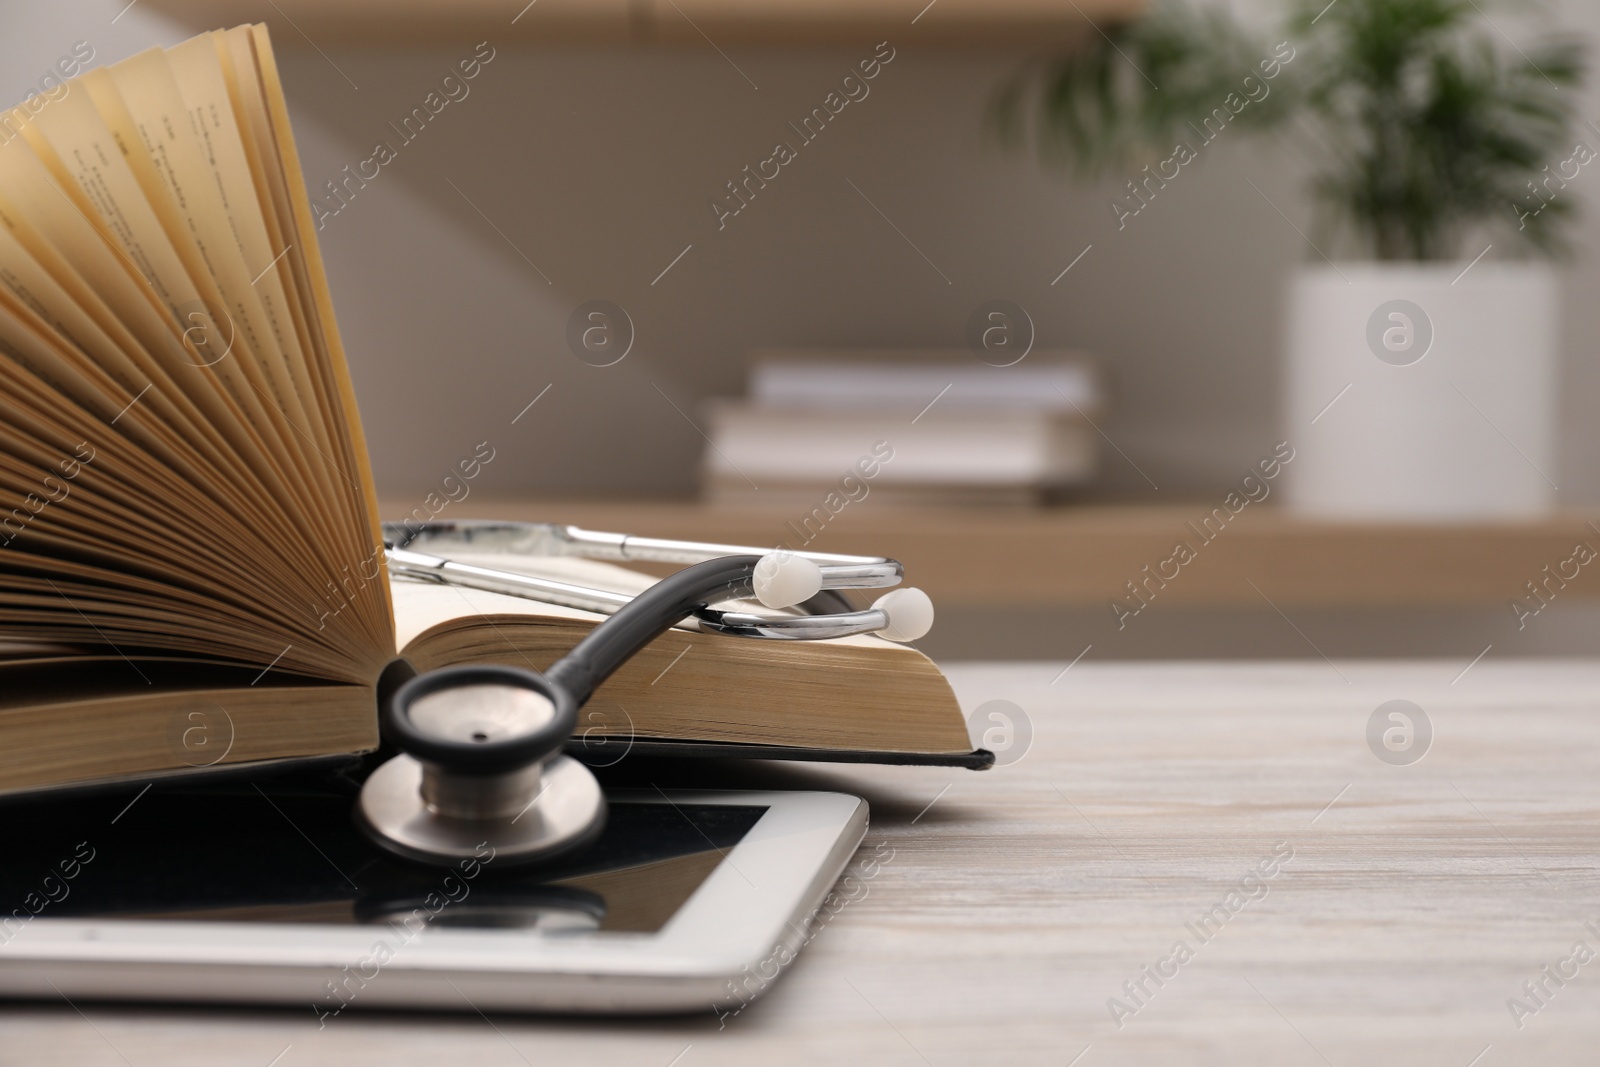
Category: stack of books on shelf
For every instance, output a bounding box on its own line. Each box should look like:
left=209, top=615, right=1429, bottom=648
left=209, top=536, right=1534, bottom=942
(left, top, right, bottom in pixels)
left=701, top=350, right=1105, bottom=506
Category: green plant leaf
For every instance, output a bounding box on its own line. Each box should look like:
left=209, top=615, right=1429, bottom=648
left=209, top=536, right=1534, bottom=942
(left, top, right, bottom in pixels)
left=996, top=0, right=1587, bottom=260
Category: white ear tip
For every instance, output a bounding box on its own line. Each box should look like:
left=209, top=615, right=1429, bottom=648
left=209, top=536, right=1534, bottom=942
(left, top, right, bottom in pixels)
left=753, top=552, right=823, bottom=609
left=873, top=587, right=934, bottom=642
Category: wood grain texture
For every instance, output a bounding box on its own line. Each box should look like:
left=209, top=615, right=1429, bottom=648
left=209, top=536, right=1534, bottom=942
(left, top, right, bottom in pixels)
left=385, top=496, right=1600, bottom=609
left=4, top=659, right=1599, bottom=1065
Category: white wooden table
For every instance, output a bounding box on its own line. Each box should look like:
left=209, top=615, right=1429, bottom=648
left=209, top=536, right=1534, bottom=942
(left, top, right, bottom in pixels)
left=4, top=659, right=1600, bottom=1066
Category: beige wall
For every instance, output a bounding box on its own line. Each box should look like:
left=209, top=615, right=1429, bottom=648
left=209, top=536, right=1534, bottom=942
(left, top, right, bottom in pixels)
left=284, top=43, right=1326, bottom=500
left=6, top=1, right=1598, bottom=503
left=283, top=3, right=1600, bottom=506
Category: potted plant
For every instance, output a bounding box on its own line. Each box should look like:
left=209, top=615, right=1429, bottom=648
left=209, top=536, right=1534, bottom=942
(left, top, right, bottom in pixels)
left=996, top=0, right=1584, bottom=519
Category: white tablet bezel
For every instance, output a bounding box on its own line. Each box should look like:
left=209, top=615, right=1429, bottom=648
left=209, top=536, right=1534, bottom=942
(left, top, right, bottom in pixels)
left=0, top=788, right=868, bottom=1015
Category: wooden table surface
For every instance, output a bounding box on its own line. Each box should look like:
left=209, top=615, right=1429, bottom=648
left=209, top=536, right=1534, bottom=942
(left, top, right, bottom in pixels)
left=395, top=497, right=1600, bottom=609
left=5, top=658, right=1600, bottom=1065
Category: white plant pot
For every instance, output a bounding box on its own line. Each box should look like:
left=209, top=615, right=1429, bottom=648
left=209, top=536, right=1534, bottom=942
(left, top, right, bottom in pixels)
left=1283, top=262, right=1559, bottom=521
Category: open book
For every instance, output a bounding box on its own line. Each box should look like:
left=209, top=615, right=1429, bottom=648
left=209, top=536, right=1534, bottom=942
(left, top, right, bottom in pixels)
left=0, top=26, right=977, bottom=796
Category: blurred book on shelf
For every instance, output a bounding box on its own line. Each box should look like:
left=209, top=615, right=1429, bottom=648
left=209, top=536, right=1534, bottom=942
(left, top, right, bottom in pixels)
left=701, top=350, right=1105, bottom=506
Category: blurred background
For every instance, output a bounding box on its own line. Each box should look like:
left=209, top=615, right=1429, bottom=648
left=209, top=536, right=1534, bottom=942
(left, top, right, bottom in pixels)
left=9, top=0, right=1600, bottom=662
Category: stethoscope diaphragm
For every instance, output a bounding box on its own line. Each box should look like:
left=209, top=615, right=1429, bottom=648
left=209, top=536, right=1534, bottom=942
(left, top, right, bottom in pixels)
left=356, top=664, right=606, bottom=868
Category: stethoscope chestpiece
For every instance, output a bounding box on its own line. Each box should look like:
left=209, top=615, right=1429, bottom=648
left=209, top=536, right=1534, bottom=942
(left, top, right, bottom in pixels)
left=356, top=664, right=606, bottom=868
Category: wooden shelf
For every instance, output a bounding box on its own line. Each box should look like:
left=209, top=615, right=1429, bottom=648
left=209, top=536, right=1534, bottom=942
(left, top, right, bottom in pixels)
left=146, top=0, right=1145, bottom=46
left=382, top=498, right=1600, bottom=609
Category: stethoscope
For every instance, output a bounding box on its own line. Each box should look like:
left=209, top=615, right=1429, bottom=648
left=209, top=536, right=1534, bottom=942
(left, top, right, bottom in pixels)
left=356, top=521, right=933, bottom=868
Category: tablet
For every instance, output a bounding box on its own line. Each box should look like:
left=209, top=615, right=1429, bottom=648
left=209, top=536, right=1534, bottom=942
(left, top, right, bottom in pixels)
left=0, top=784, right=867, bottom=1015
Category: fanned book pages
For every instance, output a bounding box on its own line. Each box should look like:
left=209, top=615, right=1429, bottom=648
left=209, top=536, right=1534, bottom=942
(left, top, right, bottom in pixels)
left=0, top=26, right=977, bottom=796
